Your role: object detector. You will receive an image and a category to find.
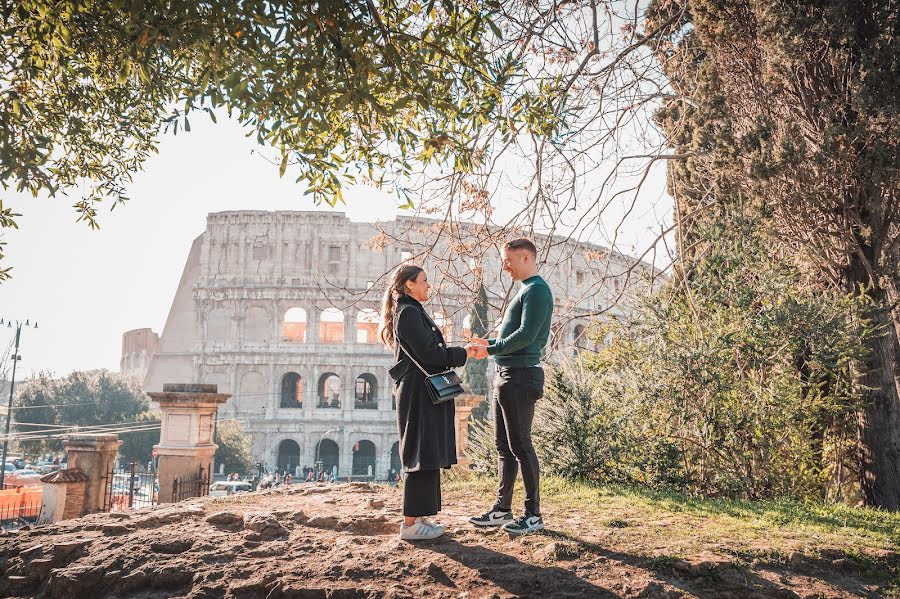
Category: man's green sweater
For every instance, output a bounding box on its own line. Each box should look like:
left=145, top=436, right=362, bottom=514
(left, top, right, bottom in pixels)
left=487, top=275, right=553, bottom=367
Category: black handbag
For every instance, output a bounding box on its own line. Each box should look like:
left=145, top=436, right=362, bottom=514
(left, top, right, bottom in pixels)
left=397, top=339, right=465, bottom=405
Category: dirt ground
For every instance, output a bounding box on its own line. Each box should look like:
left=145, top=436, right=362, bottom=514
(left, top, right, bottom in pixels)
left=0, top=480, right=896, bottom=598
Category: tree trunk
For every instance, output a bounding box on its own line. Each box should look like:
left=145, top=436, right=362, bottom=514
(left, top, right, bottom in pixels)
left=851, top=263, right=900, bottom=510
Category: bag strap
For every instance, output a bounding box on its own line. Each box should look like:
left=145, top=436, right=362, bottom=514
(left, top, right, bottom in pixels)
left=396, top=338, right=432, bottom=377
left=393, top=305, right=439, bottom=377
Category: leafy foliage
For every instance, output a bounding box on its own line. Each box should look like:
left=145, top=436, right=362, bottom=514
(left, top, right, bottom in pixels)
left=467, top=209, right=871, bottom=501
left=13, top=370, right=156, bottom=459
left=0, top=0, right=524, bottom=274
left=647, top=0, right=900, bottom=507
left=214, top=418, right=253, bottom=476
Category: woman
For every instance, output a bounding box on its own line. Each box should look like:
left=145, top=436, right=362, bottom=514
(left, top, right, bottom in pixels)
left=379, top=264, right=478, bottom=540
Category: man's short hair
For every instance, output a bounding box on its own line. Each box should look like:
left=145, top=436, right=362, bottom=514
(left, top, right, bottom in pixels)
left=504, top=237, right=537, bottom=257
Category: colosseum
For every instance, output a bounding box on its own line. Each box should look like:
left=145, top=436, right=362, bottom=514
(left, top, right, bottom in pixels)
left=124, top=210, right=658, bottom=480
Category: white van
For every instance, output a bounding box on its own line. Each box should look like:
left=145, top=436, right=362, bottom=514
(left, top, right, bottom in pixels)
left=209, top=481, right=252, bottom=497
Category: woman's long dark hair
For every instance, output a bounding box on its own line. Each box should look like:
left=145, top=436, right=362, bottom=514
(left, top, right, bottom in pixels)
left=379, top=264, right=424, bottom=348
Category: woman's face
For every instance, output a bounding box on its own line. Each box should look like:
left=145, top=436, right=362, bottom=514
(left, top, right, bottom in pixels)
left=404, top=270, right=430, bottom=302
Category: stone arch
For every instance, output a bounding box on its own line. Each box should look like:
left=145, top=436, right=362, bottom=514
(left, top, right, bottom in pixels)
left=317, top=372, right=342, bottom=409
left=244, top=306, right=270, bottom=342
left=280, top=371, right=303, bottom=408
left=315, top=438, right=339, bottom=477
left=573, top=323, right=587, bottom=355
left=352, top=439, right=377, bottom=477
left=319, top=307, right=345, bottom=343
left=356, top=308, right=380, bottom=344
left=277, top=439, right=301, bottom=473
left=390, top=442, right=401, bottom=479
left=283, top=307, right=307, bottom=342
left=354, top=373, right=378, bottom=409
left=206, top=307, right=231, bottom=341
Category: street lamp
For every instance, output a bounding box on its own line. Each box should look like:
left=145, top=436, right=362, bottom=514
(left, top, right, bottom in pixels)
left=314, top=426, right=344, bottom=481
left=0, top=318, right=38, bottom=489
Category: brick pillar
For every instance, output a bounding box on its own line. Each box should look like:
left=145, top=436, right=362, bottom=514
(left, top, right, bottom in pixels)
left=38, top=467, right=89, bottom=523
left=454, top=393, right=485, bottom=468
left=148, top=383, right=231, bottom=503
left=64, top=434, right=121, bottom=514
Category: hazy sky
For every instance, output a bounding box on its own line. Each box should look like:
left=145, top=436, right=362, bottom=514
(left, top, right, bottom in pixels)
left=0, top=115, right=670, bottom=378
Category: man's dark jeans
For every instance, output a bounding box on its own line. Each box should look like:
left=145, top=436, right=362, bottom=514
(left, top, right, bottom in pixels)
left=493, top=365, right=544, bottom=516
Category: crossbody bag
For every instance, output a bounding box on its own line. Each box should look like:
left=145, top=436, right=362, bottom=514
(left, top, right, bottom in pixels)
left=396, top=338, right=465, bottom=405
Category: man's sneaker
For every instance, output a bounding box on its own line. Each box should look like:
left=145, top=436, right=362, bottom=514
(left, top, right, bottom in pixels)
left=399, top=517, right=445, bottom=540
left=501, top=513, right=544, bottom=535
left=469, top=507, right=513, bottom=527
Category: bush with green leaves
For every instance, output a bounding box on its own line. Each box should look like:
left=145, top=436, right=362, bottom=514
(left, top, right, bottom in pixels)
left=467, top=210, right=870, bottom=501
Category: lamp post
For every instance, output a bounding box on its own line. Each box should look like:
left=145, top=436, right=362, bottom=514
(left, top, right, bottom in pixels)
left=0, top=318, right=38, bottom=489
left=314, top=426, right=344, bottom=481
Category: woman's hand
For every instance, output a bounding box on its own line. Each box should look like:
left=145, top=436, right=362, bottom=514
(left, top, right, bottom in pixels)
left=465, top=344, right=488, bottom=359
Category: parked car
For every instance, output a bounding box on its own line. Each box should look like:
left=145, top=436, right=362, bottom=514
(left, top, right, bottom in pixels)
left=209, top=481, right=252, bottom=497
left=2, top=463, right=15, bottom=474
left=11, top=458, right=27, bottom=470
left=34, top=463, right=60, bottom=475
left=4, top=469, right=42, bottom=487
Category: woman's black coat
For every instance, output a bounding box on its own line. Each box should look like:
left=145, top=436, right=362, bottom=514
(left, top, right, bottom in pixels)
left=389, top=294, right=468, bottom=473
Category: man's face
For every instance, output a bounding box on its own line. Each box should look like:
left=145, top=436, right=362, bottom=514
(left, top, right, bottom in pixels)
left=501, top=248, right=531, bottom=281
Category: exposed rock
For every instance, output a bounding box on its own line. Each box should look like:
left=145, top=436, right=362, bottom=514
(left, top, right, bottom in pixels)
left=306, top=515, right=341, bottom=529
left=245, top=513, right=289, bottom=540
left=205, top=511, right=244, bottom=530
left=150, top=537, right=195, bottom=554
left=101, top=523, right=132, bottom=535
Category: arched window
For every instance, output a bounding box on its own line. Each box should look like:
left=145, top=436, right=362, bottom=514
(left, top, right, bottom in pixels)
left=317, top=373, right=342, bottom=408
left=356, top=309, right=380, bottom=344
left=280, top=372, right=303, bottom=408
left=277, top=439, right=300, bottom=473
left=355, top=373, right=378, bottom=409
left=432, top=312, right=453, bottom=342
left=352, top=440, right=377, bottom=477
left=283, top=307, right=307, bottom=342
left=315, top=438, right=339, bottom=477
left=319, top=308, right=345, bottom=343
left=390, top=442, right=401, bottom=479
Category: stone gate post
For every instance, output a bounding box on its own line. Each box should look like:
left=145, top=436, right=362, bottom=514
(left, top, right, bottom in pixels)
left=148, top=383, right=231, bottom=503
left=63, top=434, right=121, bottom=514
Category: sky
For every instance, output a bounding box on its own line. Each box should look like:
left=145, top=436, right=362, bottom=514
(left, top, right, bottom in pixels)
left=0, top=114, right=671, bottom=378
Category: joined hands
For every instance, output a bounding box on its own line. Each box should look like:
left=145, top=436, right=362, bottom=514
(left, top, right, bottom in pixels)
left=464, top=337, right=489, bottom=360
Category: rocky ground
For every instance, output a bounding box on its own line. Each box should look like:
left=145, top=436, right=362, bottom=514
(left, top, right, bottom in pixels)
left=1, top=476, right=897, bottom=598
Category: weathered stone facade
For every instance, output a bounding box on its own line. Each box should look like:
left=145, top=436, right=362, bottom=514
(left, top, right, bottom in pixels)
left=135, top=211, right=656, bottom=479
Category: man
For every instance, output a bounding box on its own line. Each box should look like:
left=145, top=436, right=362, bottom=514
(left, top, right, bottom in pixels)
left=465, top=238, right=553, bottom=535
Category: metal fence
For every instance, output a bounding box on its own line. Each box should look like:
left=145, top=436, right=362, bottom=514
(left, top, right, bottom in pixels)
left=172, top=466, right=210, bottom=502
left=102, top=461, right=159, bottom=511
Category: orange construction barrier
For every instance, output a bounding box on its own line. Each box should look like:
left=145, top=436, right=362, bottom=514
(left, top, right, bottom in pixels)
left=0, top=486, right=43, bottom=519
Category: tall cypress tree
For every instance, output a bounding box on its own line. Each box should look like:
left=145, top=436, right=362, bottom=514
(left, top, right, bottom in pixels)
left=463, top=283, right=490, bottom=396
left=648, top=0, right=900, bottom=508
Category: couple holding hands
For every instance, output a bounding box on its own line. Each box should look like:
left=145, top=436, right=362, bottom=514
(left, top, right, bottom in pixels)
left=379, top=238, right=554, bottom=541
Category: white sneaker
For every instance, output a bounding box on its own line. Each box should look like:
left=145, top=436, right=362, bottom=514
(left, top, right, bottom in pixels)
left=399, top=517, right=445, bottom=540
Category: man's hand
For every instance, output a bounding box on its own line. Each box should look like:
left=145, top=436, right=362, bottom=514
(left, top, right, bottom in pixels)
left=469, top=337, right=489, bottom=346
left=465, top=343, right=488, bottom=359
